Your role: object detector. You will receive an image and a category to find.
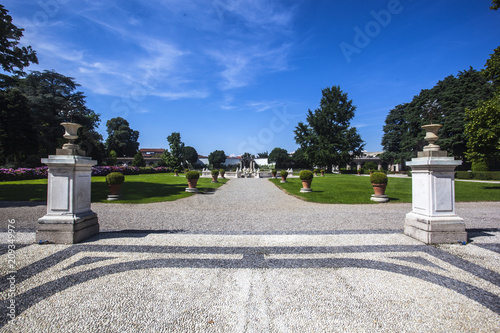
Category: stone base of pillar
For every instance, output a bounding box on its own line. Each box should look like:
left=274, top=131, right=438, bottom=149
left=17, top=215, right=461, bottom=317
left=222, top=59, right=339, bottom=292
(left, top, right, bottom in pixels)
left=370, top=194, right=389, bottom=203
left=36, top=211, right=99, bottom=244
left=404, top=212, right=467, bottom=244
left=185, top=188, right=198, bottom=193
left=300, top=188, right=312, bottom=193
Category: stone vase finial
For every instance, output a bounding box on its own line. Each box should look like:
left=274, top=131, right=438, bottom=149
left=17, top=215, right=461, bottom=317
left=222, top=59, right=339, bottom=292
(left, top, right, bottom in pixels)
left=422, top=124, right=442, bottom=152
left=60, top=122, right=82, bottom=152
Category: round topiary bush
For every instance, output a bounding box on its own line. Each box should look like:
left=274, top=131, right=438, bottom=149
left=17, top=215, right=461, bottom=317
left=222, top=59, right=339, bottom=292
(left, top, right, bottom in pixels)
left=280, top=170, right=288, bottom=177
left=106, top=172, right=124, bottom=185
left=211, top=170, right=219, bottom=176
left=174, top=168, right=179, bottom=173
left=313, top=168, right=319, bottom=174
left=186, top=170, right=200, bottom=180
left=219, top=169, right=225, bottom=176
left=299, top=170, right=314, bottom=180
left=272, top=169, right=277, bottom=175
left=370, top=171, right=388, bottom=184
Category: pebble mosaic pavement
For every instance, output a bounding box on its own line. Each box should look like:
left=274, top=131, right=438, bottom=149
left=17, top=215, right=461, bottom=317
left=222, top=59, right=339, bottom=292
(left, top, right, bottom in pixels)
left=0, top=178, right=499, bottom=332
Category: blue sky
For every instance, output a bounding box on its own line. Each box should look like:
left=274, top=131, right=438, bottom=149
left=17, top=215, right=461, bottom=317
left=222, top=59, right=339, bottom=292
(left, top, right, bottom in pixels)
left=5, top=0, right=500, bottom=156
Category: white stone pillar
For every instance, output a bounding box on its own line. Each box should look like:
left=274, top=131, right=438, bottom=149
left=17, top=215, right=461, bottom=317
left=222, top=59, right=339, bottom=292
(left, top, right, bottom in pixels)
left=37, top=123, right=99, bottom=244
left=404, top=124, right=466, bottom=244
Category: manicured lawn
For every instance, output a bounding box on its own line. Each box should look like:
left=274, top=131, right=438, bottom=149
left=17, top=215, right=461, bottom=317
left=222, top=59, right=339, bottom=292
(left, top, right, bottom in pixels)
left=0, top=173, right=229, bottom=203
left=270, top=174, right=500, bottom=204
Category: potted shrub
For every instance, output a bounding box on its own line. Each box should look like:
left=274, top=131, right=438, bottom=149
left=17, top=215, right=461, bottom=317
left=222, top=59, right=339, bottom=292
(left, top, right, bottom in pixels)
left=211, top=169, right=219, bottom=183
left=320, top=169, right=325, bottom=176
left=185, top=170, right=200, bottom=193
left=313, top=168, right=319, bottom=176
left=174, top=168, right=179, bottom=176
left=219, top=169, right=226, bottom=179
left=271, top=169, right=277, bottom=178
left=370, top=171, right=389, bottom=202
left=106, top=172, right=124, bottom=200
left=299, top=170, right=314, bottom=193
left=280, top=170, right=288, bottom=183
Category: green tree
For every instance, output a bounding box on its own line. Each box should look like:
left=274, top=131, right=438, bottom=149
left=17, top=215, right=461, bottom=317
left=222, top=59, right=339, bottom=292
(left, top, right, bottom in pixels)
left=291, top=148, right=311, bottom=169
left=208, top=150, right=226, bottom=169
left=464, top=91, right=500, bottom=166
left=132, top=150, right=146, bottom=167
left=257, top=151, right=269, bottom=158
left=294, top=86, right=364, bottom=170
left=0, top=4, right=38, bottom=76
left=105, top=117, right=139, bottom=157
left=107, top=150, right=117, bottom=166
left=491, top=0, right=499, bottom=10
left=268, top=147, right=290, bottom=169
left=166, top=132, right=185, bottom=168
left=381, top=68, right=494, bottom=164
left=0, top=89, right=37, bottom=166
left=183, top=146, right=198, bottom=168
left=483, top=46, right=500, bottom=88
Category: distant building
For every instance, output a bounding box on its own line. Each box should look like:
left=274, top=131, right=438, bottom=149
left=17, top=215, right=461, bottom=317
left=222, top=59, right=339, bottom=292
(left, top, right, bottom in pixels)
left=140, top=148, right=165, bottom=158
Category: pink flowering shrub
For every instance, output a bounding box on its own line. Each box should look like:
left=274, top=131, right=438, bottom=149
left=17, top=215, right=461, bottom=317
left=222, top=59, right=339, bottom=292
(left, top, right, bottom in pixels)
left=1, top=165, right=171, bottom=181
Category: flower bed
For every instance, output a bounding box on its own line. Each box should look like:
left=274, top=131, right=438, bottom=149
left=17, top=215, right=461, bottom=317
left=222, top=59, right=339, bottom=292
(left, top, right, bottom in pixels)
left=1, top=165, right=171, bottom=181
left=0, top=167, right=48, bottom=181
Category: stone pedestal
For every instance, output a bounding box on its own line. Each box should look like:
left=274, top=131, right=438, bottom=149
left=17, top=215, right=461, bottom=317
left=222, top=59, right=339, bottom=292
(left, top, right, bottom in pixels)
left=37, top=155, right=99, bottom=244
left=404, top=150, right=466, bottom=244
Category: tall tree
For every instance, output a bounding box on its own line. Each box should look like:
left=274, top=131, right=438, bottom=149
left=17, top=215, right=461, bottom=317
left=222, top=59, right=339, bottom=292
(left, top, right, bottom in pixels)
left=166, top=132, right=185, bottom=168
left=105, top=117, right=139, bottom=157
left=483, top=46, right=500, bottom=88
left=381, top=68, right=494, bottom=164
left=464, top=92, right=500, bottom=165
left=257, top=151, right=269, bottom=158
left=183, top=146, right=198, bottom=168
left=294, top=86, right=364, bottom=169
left=291, top=148, right=311, bottom=169
left=268, top=147, right=290, bottom=169
left=132, top=150, right=146, bottom=167
left=208, top=150, right=226, bottom=169
left=0, top=4, right=38, bottom=76
left=0, top=89, right=37, bottom=166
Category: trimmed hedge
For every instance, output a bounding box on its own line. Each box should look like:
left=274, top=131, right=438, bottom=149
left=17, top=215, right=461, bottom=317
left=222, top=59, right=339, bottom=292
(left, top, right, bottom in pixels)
left=455, top=171, right=500, bottom=181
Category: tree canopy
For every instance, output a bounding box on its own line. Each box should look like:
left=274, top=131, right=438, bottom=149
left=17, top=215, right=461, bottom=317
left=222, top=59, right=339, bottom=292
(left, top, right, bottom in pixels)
left=464, top=92, right=500, bottom=165
left=381, top=68, right=494, bottom=167
left=294, top=86, right=364, bottom=169
left=0, top=4, right=38, bottom=76
left=105, top=117, right=139, bottom=157
left=183, top=146, right=198, bottom=168
left=0, top=70, right=104, bottom=166
left=165, top=132, right=185, bottom=168
left=268, top=147, right=290, bottom=169
left=209, top=150, right=226, bottom=169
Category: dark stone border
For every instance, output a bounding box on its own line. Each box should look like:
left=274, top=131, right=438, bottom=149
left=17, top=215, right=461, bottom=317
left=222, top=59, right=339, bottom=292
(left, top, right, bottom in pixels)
left=1, top=241, right=499, bottom=327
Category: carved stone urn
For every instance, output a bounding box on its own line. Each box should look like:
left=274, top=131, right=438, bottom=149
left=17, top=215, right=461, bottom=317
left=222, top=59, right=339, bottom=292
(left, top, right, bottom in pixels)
left=60, top=122, right=82, bottom=151
left=421, top=124, right=442, bottom=152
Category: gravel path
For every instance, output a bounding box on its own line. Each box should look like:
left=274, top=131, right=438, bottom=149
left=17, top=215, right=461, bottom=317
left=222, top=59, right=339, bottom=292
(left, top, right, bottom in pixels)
left=0, top=178, right=498, bottom=231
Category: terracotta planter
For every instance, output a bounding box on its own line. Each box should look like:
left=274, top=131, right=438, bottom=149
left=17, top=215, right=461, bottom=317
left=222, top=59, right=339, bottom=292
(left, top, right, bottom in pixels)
left=187, top=179, right=198, bottom=188
left=174, top=172, right=179, bottom=176
left=372, top=183, right=387, bottom=196
left=301, top=179, right=312, bottom=189
left=281, top=176, right=287, bottom=182
left=321, top=172, right=325, bottom=176
left=108, top=184, right=122, bottom=195
left=212, top=175, right=218, bottom=183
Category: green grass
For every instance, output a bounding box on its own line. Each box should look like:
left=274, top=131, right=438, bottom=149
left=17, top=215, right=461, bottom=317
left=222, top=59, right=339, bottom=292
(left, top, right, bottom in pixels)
left=270, top=174, right=500, bottom=204
left=0, top=173, right=229, bottom=203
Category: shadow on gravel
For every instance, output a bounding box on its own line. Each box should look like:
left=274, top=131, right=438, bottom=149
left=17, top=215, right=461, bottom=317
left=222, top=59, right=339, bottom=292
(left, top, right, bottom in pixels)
left=467, top=228, right=500, bottom=243
left=83, top=230, right=186, bottom=241
left=0, top=201, right=46, bottom=208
